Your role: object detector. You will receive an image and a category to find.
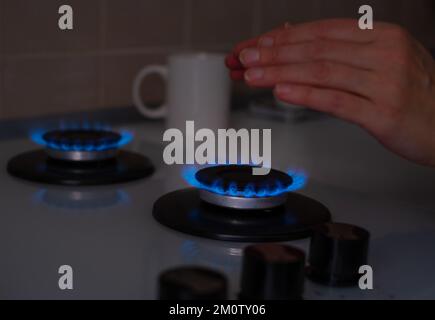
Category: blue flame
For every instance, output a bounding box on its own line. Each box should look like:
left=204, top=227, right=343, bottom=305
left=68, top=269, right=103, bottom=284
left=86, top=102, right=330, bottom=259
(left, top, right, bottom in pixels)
left=182, top=166, right=307, bottom=198
left=30, top=126, right=133, bottom=152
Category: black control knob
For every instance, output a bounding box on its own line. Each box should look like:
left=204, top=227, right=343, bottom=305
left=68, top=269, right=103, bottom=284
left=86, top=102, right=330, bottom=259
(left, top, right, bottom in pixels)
left=307, top=222, right=370, bottom=286
left=240, top=244, right=306, bottom=300
left=158, top=266, right=228, bottom=300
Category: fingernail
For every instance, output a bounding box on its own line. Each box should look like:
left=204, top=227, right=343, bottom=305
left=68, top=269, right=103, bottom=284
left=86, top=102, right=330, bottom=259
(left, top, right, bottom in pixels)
left=240, top=48, right=260, bottom=65
left=245, top=68, right=264, bottom=81
left=259, top=37, right=274, bottom=47
left=275, top=84, right=291, bottom=94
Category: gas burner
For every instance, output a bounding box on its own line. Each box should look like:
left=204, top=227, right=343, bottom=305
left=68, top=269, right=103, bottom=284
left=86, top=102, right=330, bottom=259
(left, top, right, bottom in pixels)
left=7, top=128, right=154, bottom=186
left=153, top=165, right=331, bottom=242
left=42, top=129, right=122, bottom=162
left=196, top=165, right=292, bottom=210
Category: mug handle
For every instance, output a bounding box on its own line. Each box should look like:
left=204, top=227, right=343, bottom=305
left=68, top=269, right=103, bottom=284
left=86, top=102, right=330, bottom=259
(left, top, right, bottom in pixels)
left=132, top=65, right=168, bottom=119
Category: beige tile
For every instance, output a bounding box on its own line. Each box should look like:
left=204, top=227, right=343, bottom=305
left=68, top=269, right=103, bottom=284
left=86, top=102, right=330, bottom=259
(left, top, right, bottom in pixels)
left=370, top=0, right=404, bottom=23
left=401, top=0, right=435, bottom=48
left=189, top=43, right=233, bottom=54
left=3, top=56, right=99, bottom=119
left=0, top=0, right=4, bottom=55
left=260, top=0, right=324, bottom=32
left=319, top=0, right=403, bottom=22
left=420, top=34, right=435, bottom=50
left=0, top=56, right=4, bottom=119
left=104, top=0, right=186, bottom=49
left=318, top=0, right=369, bottom=19
left=0, top=1, right=3, bottom=118
left=318, top=1, right=433, bottom=48
left=191, top=0, right=254, bottom=47
left=260, top=0, right=403, bottom=33
left=4, top=0, right=100, bottom=54
left=101, top=53, right=167, bottom=108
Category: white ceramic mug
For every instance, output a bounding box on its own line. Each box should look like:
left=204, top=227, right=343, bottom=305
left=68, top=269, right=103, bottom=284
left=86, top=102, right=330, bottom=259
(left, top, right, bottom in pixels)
left=133, top=52, right=231, bottom=131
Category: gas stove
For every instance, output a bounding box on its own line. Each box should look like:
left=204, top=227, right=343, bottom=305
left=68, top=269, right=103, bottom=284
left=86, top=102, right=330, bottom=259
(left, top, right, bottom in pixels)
left=154, top=165, right=331, bottom=242
left=7, top=127, right=154, bottom=186
left=1, top=112, right=435, bottom=300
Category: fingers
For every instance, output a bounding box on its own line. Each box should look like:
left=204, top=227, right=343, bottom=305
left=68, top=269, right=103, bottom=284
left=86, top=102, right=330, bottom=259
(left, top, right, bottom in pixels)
left=230, top=69, right=245, bottom=81
left=225, top=52, right=243, bottom=69
left=274, top=83, right=372, bottom=125
left=227, top=19, right=387, bottom=82
left=244, top=61, right=376, bottom=98
left=259, top=19, right=380, bottom=47
left=233, top=25, right=286, bottom=56
left=227, top=25, right=288, bottom=80
left=229, top=19, right=380, bottom=69
left=239, top=40, right=377, bottom=71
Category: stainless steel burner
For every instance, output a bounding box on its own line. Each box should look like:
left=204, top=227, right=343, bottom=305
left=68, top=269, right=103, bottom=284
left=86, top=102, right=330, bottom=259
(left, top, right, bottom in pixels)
left=195, top=165, right=293, bottom=210
left=199, top=189, right=288, bottom=210
left=45, top=148, right=118, bottom=162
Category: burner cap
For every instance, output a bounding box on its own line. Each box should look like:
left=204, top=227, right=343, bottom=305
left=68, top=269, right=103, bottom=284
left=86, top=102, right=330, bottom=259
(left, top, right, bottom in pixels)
left=43, top=129, right=122, bottom=162
left=195, top=165, right=293, bottom=210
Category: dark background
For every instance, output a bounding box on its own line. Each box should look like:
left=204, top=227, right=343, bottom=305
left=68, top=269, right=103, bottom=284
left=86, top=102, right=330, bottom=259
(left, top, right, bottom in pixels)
left=0, top=0, right=434, bottom=120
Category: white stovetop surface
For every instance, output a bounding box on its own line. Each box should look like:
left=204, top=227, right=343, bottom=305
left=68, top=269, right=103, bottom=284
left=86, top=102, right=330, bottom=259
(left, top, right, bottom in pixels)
left=0, top=111, right=435, bottom=300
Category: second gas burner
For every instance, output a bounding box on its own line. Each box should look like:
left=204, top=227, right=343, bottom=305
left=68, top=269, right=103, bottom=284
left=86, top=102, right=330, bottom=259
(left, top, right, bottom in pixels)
left=7, top=127, right=154, bottom=186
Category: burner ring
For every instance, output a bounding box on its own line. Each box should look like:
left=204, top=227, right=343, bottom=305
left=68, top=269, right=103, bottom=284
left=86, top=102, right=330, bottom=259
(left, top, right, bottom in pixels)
left=43, top=129, right=122, bottom=162
left=195, top=165, right=294, bottom=210
left=199, top=189, right=287, bottom=210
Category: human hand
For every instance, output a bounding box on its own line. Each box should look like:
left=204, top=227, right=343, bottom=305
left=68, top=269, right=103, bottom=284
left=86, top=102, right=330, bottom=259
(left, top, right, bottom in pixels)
left=226, top=19, right=435, bottom=167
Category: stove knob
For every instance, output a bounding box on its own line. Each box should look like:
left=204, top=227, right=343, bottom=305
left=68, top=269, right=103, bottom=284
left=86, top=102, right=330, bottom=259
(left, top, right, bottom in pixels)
left=240, top=244, right=306, bottom=300
left=307, top=222, right=370, bottom=286
left=158, top=266, right=228, bottom=300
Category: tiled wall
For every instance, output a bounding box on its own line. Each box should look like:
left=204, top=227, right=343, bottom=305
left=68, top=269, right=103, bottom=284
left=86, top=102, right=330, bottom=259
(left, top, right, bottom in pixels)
left=0, top=0, right=434, bottom=120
